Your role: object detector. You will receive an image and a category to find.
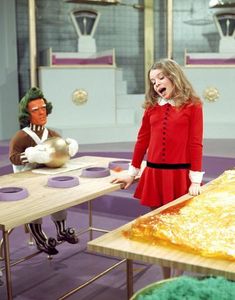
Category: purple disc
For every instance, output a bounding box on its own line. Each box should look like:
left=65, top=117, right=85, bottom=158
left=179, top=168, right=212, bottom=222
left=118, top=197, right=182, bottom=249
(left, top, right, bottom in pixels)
left=81, top=167, right=110, bottom=178
left=0, top=187, right=29, bottom=201
left=47, top=176, right=79, bottom=188
left=108, top=160, right=130, bottom=171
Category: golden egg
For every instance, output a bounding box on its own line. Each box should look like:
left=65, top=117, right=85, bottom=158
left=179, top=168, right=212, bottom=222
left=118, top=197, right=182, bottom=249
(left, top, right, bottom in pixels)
left=42, top=137, right=70, bottom=168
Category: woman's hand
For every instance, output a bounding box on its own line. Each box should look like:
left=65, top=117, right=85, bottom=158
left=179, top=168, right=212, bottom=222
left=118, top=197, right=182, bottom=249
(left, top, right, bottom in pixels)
left=111, top=175, right=135, bottom=189
left=189, top=182, right=201, bottom=196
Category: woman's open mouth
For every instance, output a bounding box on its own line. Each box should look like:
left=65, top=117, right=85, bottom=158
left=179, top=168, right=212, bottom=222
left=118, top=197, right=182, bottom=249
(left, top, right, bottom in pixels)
left=158, top=87, right=167, bottom=97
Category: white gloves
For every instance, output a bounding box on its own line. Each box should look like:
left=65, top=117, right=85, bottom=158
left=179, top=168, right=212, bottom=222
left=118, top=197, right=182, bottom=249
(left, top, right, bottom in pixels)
left=66, top=138, right=79, bottom=157
left=188, top=170, right=205, bottom=196
left=24, top=138, right=78, bottom=164
left=24, top=145, right=51, bottom=164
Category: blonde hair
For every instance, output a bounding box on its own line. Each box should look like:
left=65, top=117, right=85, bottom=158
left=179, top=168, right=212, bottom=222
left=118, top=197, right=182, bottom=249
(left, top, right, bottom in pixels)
left=144, top=58, right=201, bottom=108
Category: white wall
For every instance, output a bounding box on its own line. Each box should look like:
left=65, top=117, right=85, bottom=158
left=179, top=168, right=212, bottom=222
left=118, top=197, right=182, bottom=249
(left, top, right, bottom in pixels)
left=39, top=66, right=116, bottom=127
left=184, top=67, right=235, bottom=139
left=39, top=65, right=235, bottom=143
left=38, top=66, right=144, bottom=144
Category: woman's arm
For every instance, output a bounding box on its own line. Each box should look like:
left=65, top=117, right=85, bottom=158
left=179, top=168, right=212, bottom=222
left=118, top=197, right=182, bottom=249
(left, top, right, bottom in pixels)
left=188, top=103, right=204, bottom=195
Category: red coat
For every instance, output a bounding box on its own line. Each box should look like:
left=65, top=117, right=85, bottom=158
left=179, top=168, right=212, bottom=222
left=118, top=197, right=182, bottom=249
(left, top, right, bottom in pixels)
left=132, top=101, right=203, bottom=207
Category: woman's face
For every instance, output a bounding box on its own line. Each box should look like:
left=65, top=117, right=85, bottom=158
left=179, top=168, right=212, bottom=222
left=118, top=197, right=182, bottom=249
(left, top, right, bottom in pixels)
left=28, top=98, right=47, bottom=126
left=149, top=69, right=174, bottom=99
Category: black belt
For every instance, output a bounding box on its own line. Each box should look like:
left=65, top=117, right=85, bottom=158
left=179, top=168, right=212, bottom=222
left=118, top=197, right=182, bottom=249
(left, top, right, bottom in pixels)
left=147, top=161, right=191, bottom=169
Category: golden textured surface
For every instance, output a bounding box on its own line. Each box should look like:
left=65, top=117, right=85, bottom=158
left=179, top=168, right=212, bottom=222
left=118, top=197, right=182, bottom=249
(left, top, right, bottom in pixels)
left=123, top=170, right=235, bottom=260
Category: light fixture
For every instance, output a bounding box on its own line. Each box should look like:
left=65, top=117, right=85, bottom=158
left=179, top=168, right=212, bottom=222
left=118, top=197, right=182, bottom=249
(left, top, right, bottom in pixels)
left=209, top=0, right=235, bottom=8
left=65, top=0, right=120, bottom=5
left=65, top=0, right=143, bottom=9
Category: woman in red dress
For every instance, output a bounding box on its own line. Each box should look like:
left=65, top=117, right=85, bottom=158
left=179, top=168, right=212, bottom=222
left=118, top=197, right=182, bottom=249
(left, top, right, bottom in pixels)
left=112, top=58, right=204, bottom=278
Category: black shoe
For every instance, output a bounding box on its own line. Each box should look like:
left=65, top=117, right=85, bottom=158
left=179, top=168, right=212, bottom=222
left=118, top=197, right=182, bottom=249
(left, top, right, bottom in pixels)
left=36, top=237, right=59, bottom=255
left=57, top=228, right=79, bottom=244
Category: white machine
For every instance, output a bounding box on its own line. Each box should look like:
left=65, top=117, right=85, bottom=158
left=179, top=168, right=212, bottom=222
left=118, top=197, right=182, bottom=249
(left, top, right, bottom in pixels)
left=209, top=0, right=235, bottom=52
left=70, top=8, right=100, bottom=55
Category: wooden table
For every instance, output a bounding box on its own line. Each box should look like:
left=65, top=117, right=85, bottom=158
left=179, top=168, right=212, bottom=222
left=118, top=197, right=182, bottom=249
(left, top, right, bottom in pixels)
left=88, top=190, right=235, bottom=299
left=0, top=156, right=130, bottom=300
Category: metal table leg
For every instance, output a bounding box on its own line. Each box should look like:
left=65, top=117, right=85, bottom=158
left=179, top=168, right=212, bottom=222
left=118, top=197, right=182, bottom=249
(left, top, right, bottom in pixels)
left=127, top=259, right=134, bottom=299
left=3, top=227, right=13, bottom=300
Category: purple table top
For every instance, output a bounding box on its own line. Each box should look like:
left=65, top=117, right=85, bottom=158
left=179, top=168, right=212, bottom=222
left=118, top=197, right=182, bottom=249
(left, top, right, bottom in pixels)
left=81, top=167, right=110, bottom=178
left=108, top=160, right=130, bottom=171
left=47, top=176, right=79, bottom=188
left=0, top=187, right=29, bottom=201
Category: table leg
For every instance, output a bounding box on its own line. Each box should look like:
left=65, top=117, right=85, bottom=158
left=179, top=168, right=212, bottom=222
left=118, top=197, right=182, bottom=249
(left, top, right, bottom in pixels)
left=0, top=229, right=13, bottom=260
left=126, top=259, right=133, bottom=299
left=88, top=201, right=93, bottom=240
left=3, top=228, right=13, bottom=300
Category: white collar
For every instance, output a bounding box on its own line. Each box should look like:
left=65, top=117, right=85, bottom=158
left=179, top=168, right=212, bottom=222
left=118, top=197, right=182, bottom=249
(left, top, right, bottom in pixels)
left=23, top=127, right=48, bottom=144
left=158, top=98, right=175, bottom=106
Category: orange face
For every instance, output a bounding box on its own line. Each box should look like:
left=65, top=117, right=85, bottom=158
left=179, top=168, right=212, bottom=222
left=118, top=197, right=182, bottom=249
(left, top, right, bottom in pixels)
left=28, top=98, right=47, bottom=126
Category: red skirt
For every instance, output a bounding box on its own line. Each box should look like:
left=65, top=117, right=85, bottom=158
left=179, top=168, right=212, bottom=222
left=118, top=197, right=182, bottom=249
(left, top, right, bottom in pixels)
left=134, top=167, right=190, bottom=208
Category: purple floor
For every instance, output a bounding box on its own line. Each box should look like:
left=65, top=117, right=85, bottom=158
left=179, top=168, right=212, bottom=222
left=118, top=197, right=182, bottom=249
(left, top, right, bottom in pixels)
left=0, top=210, right=164, bottom=300
left=1, top=139, right=235, bottom=299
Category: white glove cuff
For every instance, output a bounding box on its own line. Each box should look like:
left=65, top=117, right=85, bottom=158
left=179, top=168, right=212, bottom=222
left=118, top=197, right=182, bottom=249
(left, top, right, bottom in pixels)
left=128, top=165, right=140, bottom=177
left=189, top=170, right=205, bottom=184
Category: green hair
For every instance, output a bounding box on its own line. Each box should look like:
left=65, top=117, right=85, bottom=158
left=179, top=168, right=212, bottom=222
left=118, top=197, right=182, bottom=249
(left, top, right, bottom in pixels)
left=19, top=87, right=53, bottom=127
